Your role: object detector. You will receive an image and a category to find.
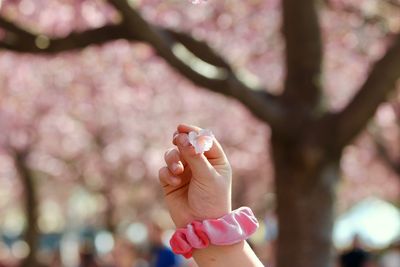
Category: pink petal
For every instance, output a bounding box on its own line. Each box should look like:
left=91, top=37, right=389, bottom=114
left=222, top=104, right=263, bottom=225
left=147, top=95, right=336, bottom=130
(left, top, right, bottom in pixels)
left=187, top=129, right=214, bottom=154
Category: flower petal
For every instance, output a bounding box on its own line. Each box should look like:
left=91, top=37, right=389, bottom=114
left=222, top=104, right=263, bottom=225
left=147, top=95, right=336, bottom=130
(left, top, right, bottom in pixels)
left=188, top=131, right=198, bottom=146
left=187, top=129, right=214, bottom=154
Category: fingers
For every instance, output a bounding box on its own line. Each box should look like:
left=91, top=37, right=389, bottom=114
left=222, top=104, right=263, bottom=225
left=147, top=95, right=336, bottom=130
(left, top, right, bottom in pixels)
left=175, top=123, right=227, bottom=161
left=160, top=148, right=186, bottom=188
left=159, top=166, right=181, bottom=187
left=164, top=148, right=185, bottom=175
left=173, top=132, right=216, bottom=179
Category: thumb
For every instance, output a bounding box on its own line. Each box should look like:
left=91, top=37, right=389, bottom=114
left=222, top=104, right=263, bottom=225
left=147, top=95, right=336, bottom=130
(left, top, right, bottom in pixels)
left=174, top=133, right=216, bottom=179
left=177, top=123, right=227, bottom=163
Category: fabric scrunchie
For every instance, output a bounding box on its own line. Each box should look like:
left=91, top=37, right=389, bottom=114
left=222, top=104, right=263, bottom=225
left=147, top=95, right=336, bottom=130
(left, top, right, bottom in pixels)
left=169, top=207, right=259, bottom=258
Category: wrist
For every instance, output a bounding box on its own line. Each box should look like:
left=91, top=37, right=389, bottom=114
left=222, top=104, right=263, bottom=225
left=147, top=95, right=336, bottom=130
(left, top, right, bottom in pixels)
left=188, top=204, right=232, bottom=224
left=172, top=202, right=232, bottom=228
left=193, top=241, right=247, bottom=264
left=193, top=242, right=264, bottom=267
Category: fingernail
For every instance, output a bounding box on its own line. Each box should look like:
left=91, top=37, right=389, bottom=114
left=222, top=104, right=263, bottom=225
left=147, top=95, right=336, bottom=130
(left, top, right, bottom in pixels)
left=173, top=133, right=179, bottom=144
left=172, top=163, right=180, bottom=173
left=178, top=135, right=190, bottom=147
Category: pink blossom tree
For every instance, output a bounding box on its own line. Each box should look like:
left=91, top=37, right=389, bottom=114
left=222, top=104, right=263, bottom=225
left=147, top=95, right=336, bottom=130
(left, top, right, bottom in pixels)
left=0, top=34, right=272, bottom=266
left=0, top=1, right=399, bottom=267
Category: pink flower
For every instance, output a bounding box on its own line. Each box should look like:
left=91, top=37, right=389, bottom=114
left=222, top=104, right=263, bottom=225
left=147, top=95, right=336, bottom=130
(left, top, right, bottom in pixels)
left=188, top=129, right=214, bottom=154
left=190, top=0, right=207, bottom=4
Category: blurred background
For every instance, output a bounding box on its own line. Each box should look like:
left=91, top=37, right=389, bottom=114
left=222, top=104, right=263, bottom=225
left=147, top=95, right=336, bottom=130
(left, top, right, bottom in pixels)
left=0, top=0, right=399, bottom=267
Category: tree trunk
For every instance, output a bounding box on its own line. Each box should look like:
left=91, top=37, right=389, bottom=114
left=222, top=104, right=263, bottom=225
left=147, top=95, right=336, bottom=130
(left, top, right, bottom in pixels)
left=104, top=191, right=116, bottom=234
left=272, top=135, right=339, bottom=267
left=14, top=152, right=40, bottom=267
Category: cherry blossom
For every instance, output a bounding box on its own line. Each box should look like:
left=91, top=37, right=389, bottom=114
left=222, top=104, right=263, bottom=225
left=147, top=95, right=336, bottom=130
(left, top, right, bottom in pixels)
left=188, top=129, right=214, bottom=154
left=190, top=0, right=208, bottom=5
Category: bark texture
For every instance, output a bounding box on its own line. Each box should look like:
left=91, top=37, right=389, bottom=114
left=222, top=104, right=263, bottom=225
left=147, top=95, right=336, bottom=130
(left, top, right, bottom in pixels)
left=14, top=152, right=40, bottom=267
left=272, top=133, right=339, bottom=267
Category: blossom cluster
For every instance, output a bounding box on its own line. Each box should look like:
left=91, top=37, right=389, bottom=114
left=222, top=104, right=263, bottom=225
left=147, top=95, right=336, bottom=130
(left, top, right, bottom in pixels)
left=190, top=0, right=207, bottom=4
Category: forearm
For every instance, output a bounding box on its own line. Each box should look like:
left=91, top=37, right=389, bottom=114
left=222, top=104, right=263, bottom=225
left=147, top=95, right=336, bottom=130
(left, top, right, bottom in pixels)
left=193, top=241, right=264, bottom=267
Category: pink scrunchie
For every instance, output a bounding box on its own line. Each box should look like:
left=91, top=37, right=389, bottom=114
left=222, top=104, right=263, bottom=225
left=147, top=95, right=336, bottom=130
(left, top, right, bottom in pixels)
left=169, top=207, right=259, bottom=258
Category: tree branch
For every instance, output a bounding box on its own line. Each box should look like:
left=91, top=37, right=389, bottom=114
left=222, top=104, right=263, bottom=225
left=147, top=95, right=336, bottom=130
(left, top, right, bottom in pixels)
left=0, top=17, right=36, bottom=38
left=0, top=3, right=285, bottom=129
left=163, top=28, right=231, bottom=69
left=13, top=149, right=41, bottom=267
left=0, top=15, right=130, bottom=53
left=333, top=34, right=400, bottom=149
left=106, top=0, right=285, bottom=129
left=281, top=0, right=323, bottom=109
left=385, top=0, right=400, bottom=8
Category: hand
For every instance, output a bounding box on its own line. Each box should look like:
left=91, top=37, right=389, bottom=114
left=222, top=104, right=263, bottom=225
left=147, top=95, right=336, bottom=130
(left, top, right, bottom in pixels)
left=159, top=124, right=232, bottom=228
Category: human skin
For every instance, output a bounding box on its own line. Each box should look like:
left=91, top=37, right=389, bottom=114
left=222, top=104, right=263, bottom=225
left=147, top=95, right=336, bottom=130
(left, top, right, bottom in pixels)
left=159, top=124, right=264, bottom=267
